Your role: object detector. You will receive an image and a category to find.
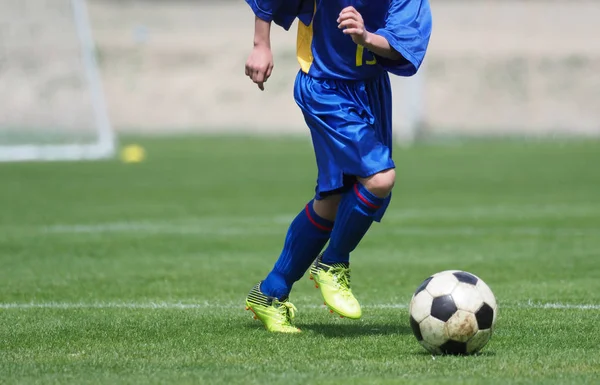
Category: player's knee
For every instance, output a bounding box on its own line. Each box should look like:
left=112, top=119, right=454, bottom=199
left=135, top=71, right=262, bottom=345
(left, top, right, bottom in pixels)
left=360, top=169, right=396, bottom=198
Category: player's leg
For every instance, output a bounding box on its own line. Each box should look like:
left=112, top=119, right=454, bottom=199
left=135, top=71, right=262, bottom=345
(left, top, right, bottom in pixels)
left=245, top=121, right=348, bottom=332
left=319, top=71, right=396, bottom=263
left=309, top=170, right=395, bottom=318
left=296, top=72, right=396, bottom=319
left=260, top=194, right=340, bottom=299
left=313, top=193, right=342, bottom=221
left=321, top=71, right=396, bottom=267
left=309, top=172, right=394, bottom=319
left=245, top=196, right=335, bottom=333
left=256, top=155, right=345, bottom=301
left=358, top=169, right=396, bottom=198
left=321, top=168, right=395, bottom=266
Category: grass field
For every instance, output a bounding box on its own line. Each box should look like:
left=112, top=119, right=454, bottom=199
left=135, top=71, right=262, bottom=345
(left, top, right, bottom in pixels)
left=1, top=136, right=599, bottom=384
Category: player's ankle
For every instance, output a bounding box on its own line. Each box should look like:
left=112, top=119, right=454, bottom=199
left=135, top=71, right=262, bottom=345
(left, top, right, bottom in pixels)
left=259, top=276, right=291, bottom=301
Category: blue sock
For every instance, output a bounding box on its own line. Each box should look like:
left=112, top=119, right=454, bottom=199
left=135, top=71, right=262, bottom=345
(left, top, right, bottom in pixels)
left=321, top=183, right=385, bottom=265
left=261, top=200, right=333, bottom=299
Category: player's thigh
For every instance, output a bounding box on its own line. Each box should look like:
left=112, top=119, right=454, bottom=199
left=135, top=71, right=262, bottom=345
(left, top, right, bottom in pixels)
left=299, top=92, right=390, bottom=177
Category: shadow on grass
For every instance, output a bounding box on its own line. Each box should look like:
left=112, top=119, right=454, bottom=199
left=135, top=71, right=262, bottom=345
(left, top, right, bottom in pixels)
left=300, top=322, right=412, bottom=338
left=241, top=316, right=411, bottom=338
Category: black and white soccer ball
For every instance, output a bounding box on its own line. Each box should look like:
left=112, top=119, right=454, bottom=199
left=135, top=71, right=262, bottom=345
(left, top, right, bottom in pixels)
left=409, top=270, right=498, bottom=355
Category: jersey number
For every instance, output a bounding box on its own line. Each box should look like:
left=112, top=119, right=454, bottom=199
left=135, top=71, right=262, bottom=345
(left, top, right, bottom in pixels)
left=356, top=45, right=377, bottom=67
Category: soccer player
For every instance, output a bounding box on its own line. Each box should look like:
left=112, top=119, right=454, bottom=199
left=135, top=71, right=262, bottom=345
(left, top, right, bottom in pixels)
left=244, top=0, right=432, bottom=332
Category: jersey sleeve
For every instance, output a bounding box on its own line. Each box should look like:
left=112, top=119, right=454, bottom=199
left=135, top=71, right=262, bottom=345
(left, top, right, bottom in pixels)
left=374, top=0, right=432, bottom=77
left=245, top=0, right=313, bottom=31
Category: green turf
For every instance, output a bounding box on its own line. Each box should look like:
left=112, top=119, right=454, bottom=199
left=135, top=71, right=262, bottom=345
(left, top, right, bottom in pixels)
left=1, top=137, right=599, bottom=384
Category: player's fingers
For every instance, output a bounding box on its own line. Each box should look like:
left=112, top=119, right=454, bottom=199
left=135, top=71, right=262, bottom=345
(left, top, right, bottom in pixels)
left=338, top=14, right=362, bottom=27
left=339, top=7, right=359, bottom=18
left=266, top=64, right=273, bottom=79
left=253, top=69, right=266, bottom=85
left=337, top=10, right=357, bottom=23
left=257, top=82, right=265, bottom=91
left=245, top=64, right=251, bottom=77
left=337, top=13, right=358, bottom=22
left=338, top=19, right=358, bottom=29
left=342, top=28, right=363, bottom=36
left=346, top=8, right=363, bottom=24
left=339, top=6, right=356, bottom=14
left=337, top=16, right=358, bottom=29
left=249, top=67, right=263, bottom=81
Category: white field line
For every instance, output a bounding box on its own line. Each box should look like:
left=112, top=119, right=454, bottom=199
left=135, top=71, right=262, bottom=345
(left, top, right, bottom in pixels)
left=32, top=203, right=600, bottom=237
left=46, top=205, right=600, bottom=231
left=383, top=204, right=600, bottom=221
left=0, top=301, right=598, bottom=310
left=41, top=222, right=600, bottom=237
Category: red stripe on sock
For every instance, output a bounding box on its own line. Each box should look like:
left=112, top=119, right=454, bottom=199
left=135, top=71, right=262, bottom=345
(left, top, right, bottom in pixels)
left=354, top=184, right=381, bottom=209
left=305, top=204, right=333, bottom=232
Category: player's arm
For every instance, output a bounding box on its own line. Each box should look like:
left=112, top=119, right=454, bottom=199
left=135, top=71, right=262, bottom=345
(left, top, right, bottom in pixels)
left=338, top=1, right=432, bottom=77
left=362, top=34, right=403, bottom=61
left=245, top=16, right=274, bottom=91
left=337, top=7, right=402, bottom=61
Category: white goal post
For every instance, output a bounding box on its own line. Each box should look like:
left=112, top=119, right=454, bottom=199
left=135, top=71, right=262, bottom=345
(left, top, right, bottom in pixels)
left=0, top=0, right=115, bottom=162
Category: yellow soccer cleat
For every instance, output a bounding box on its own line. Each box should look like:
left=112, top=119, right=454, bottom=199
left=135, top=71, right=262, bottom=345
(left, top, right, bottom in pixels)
left=309, top=256, right=362, bottom=319
left=245, top=283, right=301, bottom=333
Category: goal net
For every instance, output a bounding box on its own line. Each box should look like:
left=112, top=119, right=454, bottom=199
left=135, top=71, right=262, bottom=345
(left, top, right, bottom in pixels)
left=0, top=0, right=114, bottom=162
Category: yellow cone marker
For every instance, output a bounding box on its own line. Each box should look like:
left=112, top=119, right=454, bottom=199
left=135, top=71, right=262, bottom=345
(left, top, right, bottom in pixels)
left=120, top=144, right=146, bottom=163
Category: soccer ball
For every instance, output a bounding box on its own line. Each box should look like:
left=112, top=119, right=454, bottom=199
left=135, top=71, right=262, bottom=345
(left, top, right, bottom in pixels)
left=409, top=270, right=498, bottom=355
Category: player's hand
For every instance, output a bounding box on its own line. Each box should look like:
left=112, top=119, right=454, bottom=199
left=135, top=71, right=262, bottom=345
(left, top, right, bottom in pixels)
left=245, top=44, right=274, bottom=91
left=337, top=6, right=369, bottom=46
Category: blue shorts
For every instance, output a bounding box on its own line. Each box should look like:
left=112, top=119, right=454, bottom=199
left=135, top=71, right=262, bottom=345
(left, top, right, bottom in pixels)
left=294, top=70, right=395, bottom=221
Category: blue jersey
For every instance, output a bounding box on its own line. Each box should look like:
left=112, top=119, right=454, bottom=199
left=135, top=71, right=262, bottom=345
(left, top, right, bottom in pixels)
left=246, top=0, right=432, bottom=80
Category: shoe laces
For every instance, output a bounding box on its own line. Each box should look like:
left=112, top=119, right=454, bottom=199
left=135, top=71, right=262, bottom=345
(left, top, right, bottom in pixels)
left=274, top=300, right=297, bottom=324
left=329, top=266, right=352, bottom=294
